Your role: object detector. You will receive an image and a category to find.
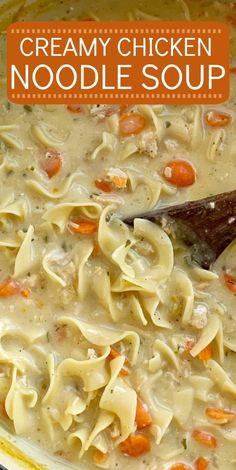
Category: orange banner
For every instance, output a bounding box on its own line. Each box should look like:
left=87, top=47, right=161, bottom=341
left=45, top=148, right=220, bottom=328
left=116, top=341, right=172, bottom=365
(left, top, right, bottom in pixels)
left=7, top=21, right=229, bottom=104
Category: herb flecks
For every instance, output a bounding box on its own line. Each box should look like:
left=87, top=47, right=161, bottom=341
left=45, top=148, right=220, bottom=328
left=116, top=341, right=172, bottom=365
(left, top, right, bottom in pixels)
left=24, top=104, right=33, bottom=112
left=182, top=437, right=187, bottom=450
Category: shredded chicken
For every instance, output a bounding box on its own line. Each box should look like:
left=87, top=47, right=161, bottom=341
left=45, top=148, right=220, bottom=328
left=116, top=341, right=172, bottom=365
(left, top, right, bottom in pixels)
left=89, top=104, right=120, bottom=119
left=191, top=304, right=208, bottom=329
left=91, top=193, right=124, bottom=206
left=137, top=130, right=158, bottom=158
left=163, top=138, right=179, bottom=151
left=87, top=348, right=97, bottom=360
left=107, top=167, right=128, bottom=188
left=134, top=239, right=154, bottom=256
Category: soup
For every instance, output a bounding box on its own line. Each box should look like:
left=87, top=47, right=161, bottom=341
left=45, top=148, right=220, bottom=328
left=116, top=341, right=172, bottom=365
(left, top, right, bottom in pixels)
left=0, top=1, right=236, bottom=469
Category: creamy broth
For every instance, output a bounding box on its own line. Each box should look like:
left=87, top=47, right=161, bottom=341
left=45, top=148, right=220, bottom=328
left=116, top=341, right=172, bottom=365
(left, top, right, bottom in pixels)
left=0, top=1, right=236, bottom=470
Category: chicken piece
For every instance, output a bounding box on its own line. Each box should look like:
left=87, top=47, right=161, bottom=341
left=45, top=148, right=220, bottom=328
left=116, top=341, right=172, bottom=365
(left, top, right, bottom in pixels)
left=191, top=304, right=208, bottom=329
left=134, top=239, right=154, bottom=257
left=137, top=130, right=158, bottom=158
left=106, top=167, right=128, bottom=188
left=89, top=104, right=120, bottom=119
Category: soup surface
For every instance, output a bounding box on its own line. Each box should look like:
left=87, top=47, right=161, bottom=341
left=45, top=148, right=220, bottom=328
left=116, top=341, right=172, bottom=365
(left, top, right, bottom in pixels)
left=0, top=1, right=236, bottom=469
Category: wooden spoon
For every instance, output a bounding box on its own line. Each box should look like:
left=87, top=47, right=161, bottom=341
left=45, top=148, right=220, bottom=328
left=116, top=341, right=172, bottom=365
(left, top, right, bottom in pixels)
left=123, top=190, right=236, bottom=269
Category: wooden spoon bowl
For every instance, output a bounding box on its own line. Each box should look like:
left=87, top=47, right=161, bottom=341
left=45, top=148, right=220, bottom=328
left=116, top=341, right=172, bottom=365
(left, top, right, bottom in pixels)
left=124, top=191, right=236, bottom=269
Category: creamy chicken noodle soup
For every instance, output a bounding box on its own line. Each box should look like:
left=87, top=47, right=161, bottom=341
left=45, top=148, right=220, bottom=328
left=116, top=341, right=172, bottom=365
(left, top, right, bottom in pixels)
left=0, top=0, right=236, bottom=469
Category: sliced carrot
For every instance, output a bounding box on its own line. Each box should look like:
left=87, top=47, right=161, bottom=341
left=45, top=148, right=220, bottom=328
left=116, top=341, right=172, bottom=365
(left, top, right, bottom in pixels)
left=0, top=400, right=8, bottom=419
left=163, top=160, right=196, bottom=187
left=120, top=433, right=151, bottom=457
left=205, top=407, right=235, bottom=424
left=184, top=339, right=196, bottom=352
left=108, top=347, right=121, bottom=361
left=67, top=104, right=82, bottom=113
left=41, top=150, right=62, bottom=178
left=0, top=277, right=30, bottom=298
left=224, top=272, right=236, bottom=293
left=119, top=367, right=129, bottom=377
left=68, top=217, right=98, bottom=235
left=119, top=113, right=146, bottom=136
left=192, top=430, right=217, bottom=449
left=95, top=179, right=112, bottom=193
left=198, top=344, right=213, bottom=362
left=93, top=449, right=109, bottom=464
left=168, top=464, right=192, bottom=470
left=205, top=110, right=232, bottom=128
left=135, top=398, right=152, bottom=430
left=108, top=347, right=129, bottom=366
left=108, top=347, right=129, bottom=377
left=195, top=457, right=209, bottom=470
left=0, top=278, right=20, bottom=297
left=92, top=239, right=100, bottom=257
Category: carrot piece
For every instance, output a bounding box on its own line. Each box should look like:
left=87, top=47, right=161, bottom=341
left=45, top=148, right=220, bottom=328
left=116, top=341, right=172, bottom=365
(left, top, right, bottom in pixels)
left=0, top=277, right=30, bottom=298
left=108, top=347, right=129, bottom=377
left=41, top=150, right=62, bottom=178
left=119, top=368, right=129, bottom=377
left=135, top=398, right=152, bottom=430
left=163, top=160, right=196, bottom=187
left=68, top=217, right=98, bottom=235
left=205, top=407, right=235, bottom=424
left=192, top=430, right=217, bottom=449
left=67, top=104, right=82, bottom=113
left=195, top=457, right=209, bottom=470
left=224, top=273, right=236, bottom=293
left=0, top=278, right=20, bottom=297
left=119, top=113, right=146, bottom=136
left=168, top=464, right=192, bottom=470
left=204, top=110, right=232, bottom=128
left=20, top=287, right=31, bottom=298
left=93, top=449, right=109, bottom=464
left=120, top=434, right=151, bottom=457
left=184, top=339, right=196, bottom=352
left=108, top=347, right=129, bottom=366
left=198, top=344, right=213, bottom=362
left=108, top=347, right=121, bottom=361
left=95, top=179, right=112, bottom=193
left=92, top=239, right=100, bottom=257
left=0, top=400, right=8, bottom=419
